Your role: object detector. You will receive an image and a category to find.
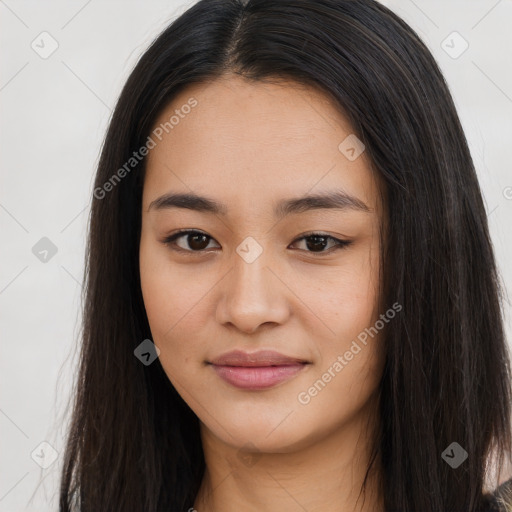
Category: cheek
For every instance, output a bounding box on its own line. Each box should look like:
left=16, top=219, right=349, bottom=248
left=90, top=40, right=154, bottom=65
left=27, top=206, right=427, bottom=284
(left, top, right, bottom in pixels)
left=293, top=243, right=383, bottom=406
left=294, top=344, right=383, bottom=447
left=139, top=264, right=203, bottom=396
left=295, top=261, right=384, bottom=433
left=291, top=243, right=381, bottom=344
left=140, top=234, right=202, bottom=333
left=139, top=238, right=215, bottom=377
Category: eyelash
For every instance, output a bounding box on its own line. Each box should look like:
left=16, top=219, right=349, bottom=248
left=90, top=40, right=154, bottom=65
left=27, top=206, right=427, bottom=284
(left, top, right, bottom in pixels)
left=161, top=229, right=352, bottom=256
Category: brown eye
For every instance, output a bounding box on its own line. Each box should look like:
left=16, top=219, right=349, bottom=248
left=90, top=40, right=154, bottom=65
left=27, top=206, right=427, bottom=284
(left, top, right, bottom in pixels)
left=304, top=234, right=331, bottom=252
left=163, top=230, right=219, bottom=252
left=290, top=233, right=351, bottom=254
left=162, top=230, right=351, bottom=255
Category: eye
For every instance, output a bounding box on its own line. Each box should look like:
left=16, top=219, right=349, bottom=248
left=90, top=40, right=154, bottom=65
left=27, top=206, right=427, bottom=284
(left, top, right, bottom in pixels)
left=289, top=232, right=351, bottom=254
left=162, top=230, right=220, bottom=253
left=162, top=230, right=351, bottom=254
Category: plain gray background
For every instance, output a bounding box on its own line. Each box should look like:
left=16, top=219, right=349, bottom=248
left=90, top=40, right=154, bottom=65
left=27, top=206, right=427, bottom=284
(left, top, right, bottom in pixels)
left=1, top=0, right=511, bottom=510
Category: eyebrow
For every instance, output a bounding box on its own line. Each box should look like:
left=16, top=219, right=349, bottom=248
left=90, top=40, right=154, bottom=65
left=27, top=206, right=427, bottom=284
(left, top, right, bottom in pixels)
left=148, top=190, right=371, bottom=217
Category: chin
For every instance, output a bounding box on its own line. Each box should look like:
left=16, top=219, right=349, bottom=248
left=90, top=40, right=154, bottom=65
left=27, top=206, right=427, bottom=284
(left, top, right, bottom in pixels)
left=204, top=414, right=317, bottom=455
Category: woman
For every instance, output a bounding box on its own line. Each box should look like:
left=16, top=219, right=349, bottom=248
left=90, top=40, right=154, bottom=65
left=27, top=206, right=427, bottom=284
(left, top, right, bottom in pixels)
left=59, top=0, right=512, bottom=510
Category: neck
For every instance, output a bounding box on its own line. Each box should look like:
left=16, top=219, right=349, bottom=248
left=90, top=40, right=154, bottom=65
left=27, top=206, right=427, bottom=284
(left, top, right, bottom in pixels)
left=193, top=398, right=384, bottom=512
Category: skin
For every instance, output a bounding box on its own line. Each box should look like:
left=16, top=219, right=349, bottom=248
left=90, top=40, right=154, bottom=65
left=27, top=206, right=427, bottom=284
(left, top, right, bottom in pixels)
left=139, top=74, right=387, bottom=512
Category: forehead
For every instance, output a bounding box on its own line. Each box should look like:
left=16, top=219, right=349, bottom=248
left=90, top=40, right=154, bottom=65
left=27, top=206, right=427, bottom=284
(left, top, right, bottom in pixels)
left=143, top=75, right=381, bottom=216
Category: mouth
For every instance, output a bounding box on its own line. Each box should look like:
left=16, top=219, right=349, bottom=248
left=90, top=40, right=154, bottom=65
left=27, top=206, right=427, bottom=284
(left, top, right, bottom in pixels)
left=207, top=350, right=311, bottom=390
left=209, top=364, right=309, bottom=390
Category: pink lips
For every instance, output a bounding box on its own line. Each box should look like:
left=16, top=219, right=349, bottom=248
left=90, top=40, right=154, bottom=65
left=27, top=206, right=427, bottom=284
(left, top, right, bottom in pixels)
left=208, top=350, right=309, bottom=390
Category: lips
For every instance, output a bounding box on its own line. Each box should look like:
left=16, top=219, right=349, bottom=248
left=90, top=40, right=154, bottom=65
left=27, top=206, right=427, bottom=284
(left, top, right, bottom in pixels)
left=209, top=349, right=309, bottom=367
left=208, top=350, right=310, bottom=390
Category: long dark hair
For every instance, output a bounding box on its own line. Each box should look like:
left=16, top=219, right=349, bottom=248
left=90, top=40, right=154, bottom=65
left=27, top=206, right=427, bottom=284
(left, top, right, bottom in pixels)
left=59, top=0, right=512, bottom=510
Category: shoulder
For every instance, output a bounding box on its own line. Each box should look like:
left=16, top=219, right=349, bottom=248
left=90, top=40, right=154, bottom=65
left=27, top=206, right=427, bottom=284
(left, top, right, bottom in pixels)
left=481, top=478, right=512, bottom=511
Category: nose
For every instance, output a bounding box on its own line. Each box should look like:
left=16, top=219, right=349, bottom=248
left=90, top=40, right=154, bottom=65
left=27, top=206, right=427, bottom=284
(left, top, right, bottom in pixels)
left=215, top=249, right=290, bottom=334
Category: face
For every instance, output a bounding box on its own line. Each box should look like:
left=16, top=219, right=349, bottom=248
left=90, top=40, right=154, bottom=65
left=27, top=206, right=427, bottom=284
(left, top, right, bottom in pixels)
left=139, top=74, right=387, bottom=453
